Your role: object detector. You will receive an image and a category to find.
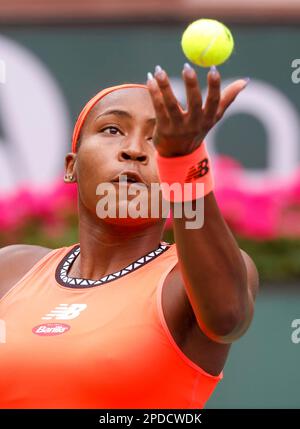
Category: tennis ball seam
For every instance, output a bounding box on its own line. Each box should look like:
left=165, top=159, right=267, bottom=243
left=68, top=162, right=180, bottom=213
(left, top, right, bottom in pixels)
left=201, top=28, right=232, bottom=66
left=199, top=27, right=223, bottom=66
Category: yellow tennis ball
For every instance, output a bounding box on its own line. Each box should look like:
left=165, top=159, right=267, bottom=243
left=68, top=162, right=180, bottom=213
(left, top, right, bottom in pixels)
left=181, top=19, right=234, bottom=67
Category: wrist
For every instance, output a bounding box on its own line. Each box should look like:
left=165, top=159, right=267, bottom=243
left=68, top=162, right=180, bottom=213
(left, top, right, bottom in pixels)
left=155, top=142, right=214, bottom=202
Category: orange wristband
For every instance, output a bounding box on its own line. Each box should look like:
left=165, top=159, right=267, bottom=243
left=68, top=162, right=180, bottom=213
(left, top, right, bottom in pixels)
left=155, top=143, right=214, bottom=202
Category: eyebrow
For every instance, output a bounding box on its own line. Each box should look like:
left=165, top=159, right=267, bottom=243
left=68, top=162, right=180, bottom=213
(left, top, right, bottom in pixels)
left=95, top=109, right=156, bottom=124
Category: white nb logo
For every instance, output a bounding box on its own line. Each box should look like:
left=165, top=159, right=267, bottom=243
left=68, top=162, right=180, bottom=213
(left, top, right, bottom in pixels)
left=42, top=304, right=87, bottom=321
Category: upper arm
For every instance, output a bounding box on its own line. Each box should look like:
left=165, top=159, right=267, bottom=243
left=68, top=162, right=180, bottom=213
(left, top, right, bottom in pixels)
left=223, top=248, right=259, bottom=340
left=0, top=244, right=52, bottom=299
left=164, top=248, right=259, bottom=344
left=162, top=249, right=259, bottom=372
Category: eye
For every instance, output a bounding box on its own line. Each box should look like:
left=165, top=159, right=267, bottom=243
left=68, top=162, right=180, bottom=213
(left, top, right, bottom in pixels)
left=101, top=126, right=122, bottom=135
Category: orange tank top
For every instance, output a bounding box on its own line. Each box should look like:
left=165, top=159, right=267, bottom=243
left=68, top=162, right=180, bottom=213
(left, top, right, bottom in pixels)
left=0, top=242, right=223, bottom=409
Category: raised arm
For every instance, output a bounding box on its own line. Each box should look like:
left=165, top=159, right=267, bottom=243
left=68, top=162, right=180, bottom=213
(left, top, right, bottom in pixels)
left=147, top=64, right=258, bottom=344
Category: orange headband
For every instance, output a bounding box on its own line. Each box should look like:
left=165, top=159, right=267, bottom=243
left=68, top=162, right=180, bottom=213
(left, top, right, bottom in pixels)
left=71, top=83, right=148, bottom=153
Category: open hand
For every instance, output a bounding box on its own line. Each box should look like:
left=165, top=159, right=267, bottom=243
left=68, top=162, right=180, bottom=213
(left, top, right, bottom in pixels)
left=146, top=64, right=248, bottom=158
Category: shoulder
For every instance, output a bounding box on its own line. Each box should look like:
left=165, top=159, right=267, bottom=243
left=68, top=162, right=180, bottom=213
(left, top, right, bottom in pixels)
left=0, top=244, right=52, bottom=264
left=0, top=244, right=52, bottom=299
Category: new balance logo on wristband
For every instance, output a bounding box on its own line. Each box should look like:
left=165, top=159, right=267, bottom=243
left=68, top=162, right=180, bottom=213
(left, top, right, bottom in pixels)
left=185, top=158, right=210, bottom=182
left=155, top=143, right=214, bottom=203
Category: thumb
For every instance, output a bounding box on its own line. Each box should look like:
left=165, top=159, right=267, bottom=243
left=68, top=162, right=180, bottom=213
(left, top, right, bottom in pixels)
left=216, top=78, right=249, bottom=121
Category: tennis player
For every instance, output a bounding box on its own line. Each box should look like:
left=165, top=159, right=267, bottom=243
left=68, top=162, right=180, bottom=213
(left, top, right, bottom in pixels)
left=0, top=64, right=258, bottom=408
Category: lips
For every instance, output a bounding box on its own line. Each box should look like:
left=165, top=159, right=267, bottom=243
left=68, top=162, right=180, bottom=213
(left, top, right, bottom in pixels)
left=111, top=171, right=146, bottom=185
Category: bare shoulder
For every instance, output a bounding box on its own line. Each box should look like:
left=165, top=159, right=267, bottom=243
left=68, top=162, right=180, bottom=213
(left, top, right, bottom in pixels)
left=0, top=244, right=52, bottom=300
left=0, top=243, right=52, bottom=263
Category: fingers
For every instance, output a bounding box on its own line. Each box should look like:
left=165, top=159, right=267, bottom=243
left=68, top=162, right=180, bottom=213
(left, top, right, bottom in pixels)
left=203, top=66, right=221, bottom=123
left=146, top=72, right=170, bottom=129
left=146, top=64, right=248, bottom=140
left=149, top=64, right=204, bottom=126
left=216, top=79, right=249, bottom=121
left=153, top=66, right=183, bottom=123
left=182, top=63, right=203, bottom=123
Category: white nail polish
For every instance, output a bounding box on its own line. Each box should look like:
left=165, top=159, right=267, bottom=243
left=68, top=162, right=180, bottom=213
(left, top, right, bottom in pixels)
left=155, top=65, right=163, bottom=74
left=147, top=72, right=154, bottom=81
left=184, top=62, right=192, bottom=70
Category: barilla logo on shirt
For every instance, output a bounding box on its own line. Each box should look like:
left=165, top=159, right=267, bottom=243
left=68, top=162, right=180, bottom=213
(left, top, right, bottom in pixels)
left=32, top=323, right=70, bottom=336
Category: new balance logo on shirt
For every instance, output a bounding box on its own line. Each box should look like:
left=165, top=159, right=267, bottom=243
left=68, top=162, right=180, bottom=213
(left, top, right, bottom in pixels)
left=42, top=304, right=87, bottom=321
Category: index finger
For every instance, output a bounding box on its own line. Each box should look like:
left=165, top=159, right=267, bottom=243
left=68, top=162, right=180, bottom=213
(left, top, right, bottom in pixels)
left=154, top=66, right=184, bottom=123
left=146, top=72, right=170, bottom=129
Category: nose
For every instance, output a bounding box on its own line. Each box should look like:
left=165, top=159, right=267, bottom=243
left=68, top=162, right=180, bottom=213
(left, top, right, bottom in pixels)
left=118, top=139, right=149, bottom=165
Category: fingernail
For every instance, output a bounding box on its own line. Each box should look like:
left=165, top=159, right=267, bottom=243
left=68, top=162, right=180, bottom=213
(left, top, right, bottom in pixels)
left=243, top=77, right=250, bottom=85
left=155, top=65, right=163, bottom=74
left=147, top=72, right=154, bottom=81
left=183, top=62, right=194, bottom=77
left=210, top=65, right=218, bottom=74
left=184, top=62, right=192, bottom=70
left=154, top=65, right=166, bottom=80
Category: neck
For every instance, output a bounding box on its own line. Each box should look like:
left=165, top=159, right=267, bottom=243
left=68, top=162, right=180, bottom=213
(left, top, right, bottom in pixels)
left=71, top=204, right=165, bottom=280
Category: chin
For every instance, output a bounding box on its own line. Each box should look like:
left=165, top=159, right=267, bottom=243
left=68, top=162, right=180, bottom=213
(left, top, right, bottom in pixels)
left=101, top=215, right=159, bottom=227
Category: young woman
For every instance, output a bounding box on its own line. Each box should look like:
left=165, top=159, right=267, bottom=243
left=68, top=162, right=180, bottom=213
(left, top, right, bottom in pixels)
left=0, top=64, right=258, bottom=409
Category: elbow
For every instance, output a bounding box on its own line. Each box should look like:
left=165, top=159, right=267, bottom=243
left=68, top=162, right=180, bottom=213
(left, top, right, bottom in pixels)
left=200, top=303, right=254, bottom=344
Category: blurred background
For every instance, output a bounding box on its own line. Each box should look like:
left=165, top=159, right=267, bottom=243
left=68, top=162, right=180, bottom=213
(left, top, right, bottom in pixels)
left=0, top=0, right=299, bottom=408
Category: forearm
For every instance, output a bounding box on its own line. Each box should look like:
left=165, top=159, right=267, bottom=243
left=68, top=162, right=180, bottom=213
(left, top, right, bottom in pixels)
left=147, top=63, right=253, bottom=342
left=172, top=191, right=251, bottom=343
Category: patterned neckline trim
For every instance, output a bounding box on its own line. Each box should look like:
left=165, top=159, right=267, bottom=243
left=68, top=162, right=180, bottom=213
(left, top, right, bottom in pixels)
left=55, top=242, right=170, bottom=289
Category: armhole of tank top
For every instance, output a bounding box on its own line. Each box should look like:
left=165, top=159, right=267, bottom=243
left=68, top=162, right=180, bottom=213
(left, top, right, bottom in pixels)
left=0, top=247, right=65, bottom=304
left=155, top=258, right=224, bottom=381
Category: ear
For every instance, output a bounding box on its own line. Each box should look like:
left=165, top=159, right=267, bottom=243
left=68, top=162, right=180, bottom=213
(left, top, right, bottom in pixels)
left=64, top=152, right=77, bottom=183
